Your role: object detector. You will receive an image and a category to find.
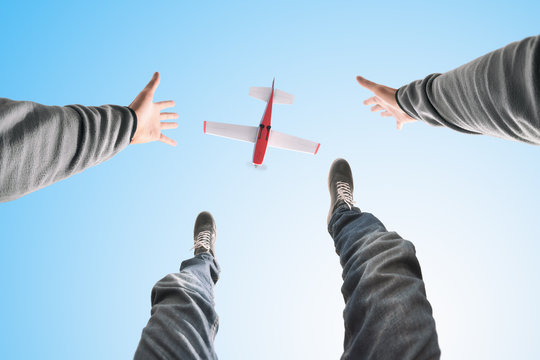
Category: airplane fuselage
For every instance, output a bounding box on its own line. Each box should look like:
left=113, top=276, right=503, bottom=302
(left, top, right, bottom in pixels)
left=204, top=80, right=319, bottom=164
left=252, top=82, right=274, bottom=166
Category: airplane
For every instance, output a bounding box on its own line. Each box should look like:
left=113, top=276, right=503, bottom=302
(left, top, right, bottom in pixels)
left=203, top=80, right=320, bottom=166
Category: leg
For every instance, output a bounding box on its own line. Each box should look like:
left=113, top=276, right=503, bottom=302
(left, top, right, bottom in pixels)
left=135, top=211, right=220, bottom=360
left=134, top=253, right=220, bottom=360
left=327, top=159, right=440, bottom=360
left=329, top=208, right=440, bottom=360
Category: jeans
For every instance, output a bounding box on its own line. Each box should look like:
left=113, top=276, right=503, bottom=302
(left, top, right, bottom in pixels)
left=135, top=207, right=440, bottom=359
left=134, top=253, right=220, bottom=360
left=328, top=206, right=440, bottom=359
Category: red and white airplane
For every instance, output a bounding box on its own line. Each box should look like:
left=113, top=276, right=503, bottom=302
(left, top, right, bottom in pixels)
left=204, top=80, right=320, bottom=166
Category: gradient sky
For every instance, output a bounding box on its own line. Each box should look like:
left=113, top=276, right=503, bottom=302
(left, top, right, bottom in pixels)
left=1, top=1, right=540, bottom=359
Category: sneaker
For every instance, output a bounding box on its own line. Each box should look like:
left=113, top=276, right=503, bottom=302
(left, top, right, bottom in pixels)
left=327, top=158, right=356, bottom=225
left=193, top=211, right=217, bottom=257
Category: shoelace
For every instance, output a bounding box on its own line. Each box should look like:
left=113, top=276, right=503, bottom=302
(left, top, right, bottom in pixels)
left=193, top=230, right=213, bottom=252
left=336, top=181, right=355, bottom=209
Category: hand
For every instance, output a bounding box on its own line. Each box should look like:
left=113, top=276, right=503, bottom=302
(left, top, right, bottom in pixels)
left=129, top=72, right=179, bottom=146
left=356, top=75, right=416, bottom=130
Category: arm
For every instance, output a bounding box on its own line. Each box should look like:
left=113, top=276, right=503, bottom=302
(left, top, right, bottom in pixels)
left=0, top=72, right=178, bottom=202
left=0, top=100, right=135, bottom=202
left=358, top=35, right=540, bottom=145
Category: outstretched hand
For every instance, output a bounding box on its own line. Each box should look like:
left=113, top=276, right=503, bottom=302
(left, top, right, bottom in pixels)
left=356, top=76, right=416, bottom=130
left=129, top=72, right=178, bottom=146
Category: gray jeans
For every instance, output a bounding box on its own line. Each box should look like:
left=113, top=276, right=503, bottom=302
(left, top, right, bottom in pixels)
left=134, top=253, right=220, bottom=360
left=135, top=207, right=440, bottom=359
left=328, top=206, right=440, bottom=359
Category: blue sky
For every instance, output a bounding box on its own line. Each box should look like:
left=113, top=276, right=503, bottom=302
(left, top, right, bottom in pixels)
left=1, top=1, right=540, bottom=359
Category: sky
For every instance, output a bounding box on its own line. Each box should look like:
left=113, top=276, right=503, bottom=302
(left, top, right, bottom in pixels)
left=1, top=0, right=540, bottom=359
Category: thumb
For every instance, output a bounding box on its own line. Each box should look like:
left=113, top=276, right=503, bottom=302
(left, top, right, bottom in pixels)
left=356, top=75, right=379, bottom=91
left=144, top=72, right=161, bottom=94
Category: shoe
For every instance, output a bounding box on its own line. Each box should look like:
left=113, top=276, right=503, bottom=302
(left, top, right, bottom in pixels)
left=193, top=211, right=217, bottom=257
left=327, top=158, right=356, bottom=225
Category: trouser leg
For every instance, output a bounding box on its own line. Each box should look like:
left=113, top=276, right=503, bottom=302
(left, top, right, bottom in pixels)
left=328, top=207, right=440, bottom=360
left=134, top=253, right=220, bottom=360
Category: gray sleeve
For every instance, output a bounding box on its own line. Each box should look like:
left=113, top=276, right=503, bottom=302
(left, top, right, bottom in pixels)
left=396, top=35, right=540, bottom=145
left=0, top=98, right=137, bottom=202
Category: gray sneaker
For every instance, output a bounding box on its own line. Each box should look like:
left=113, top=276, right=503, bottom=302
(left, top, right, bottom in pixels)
left=327, top=158, right=356, bottom=225
left=193, top=211, right=217, bottom=257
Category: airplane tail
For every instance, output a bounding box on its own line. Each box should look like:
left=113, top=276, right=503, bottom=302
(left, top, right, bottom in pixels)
left=249, top=87, right=294, bottom=104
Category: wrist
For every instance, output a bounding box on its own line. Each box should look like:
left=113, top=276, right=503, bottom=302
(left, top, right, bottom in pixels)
left=127, top=106, right=139, bottom=143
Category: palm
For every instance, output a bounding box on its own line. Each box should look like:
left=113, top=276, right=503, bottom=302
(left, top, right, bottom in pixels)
left=356, top=76, right=416, bottom=130
left=129, top=72, right=178, bottom=146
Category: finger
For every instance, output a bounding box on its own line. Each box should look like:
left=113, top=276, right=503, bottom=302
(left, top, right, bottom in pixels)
left=363, top=96, right=379, bottom=106
left=380, top=111, right=393, bottom=117
left=160, top=122, right=178, bottom=130
left=145, top=72, right=161, bottom=94
left=156, top=100, right=175, bottom=110
left=160, top=112, right=179, bottom=120
left=397, top=121, right=403, bottom=130
left=159, top=133, right=177, bottom=146
left=370, top=104, right=383, bottom=112
left=356, top=75, right=379, bottom=91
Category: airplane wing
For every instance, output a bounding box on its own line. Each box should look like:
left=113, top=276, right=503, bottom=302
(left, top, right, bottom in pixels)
left=268, top=130, right=320, bottom=154
left=204, top=121, right=258, bottom=143
left=249, top=87, right=294, bottom=105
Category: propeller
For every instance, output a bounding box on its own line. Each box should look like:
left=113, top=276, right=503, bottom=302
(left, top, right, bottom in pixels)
left=246, top=162, right=267, bottom=170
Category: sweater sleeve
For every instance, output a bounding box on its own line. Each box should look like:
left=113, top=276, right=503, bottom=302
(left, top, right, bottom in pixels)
left=396, top=35, right=540, bottom=145
left=0, top=98, right=137, bottom=202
